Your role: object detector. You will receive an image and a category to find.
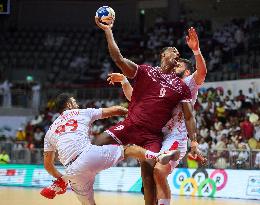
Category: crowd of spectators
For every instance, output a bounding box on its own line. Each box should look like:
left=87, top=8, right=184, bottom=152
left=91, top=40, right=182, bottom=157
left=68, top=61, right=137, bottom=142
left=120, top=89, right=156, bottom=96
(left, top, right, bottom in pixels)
left=1, top=15, right=260, bottom=86
left=194, top=87, right=260, bottom=169
left=0, top=86, right=260, bottom=169
left=135, top=15, right=260, bottom=82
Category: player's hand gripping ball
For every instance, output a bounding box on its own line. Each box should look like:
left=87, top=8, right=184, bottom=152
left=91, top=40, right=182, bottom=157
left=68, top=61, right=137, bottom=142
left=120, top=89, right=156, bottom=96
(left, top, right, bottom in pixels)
left=96, top=6, right=115, bottom=25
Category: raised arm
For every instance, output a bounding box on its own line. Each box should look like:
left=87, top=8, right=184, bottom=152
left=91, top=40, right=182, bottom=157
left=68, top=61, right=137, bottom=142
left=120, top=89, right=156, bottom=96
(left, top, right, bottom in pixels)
left=107, top=73, right=133, bottom=101
left=95, top=17, right=138, bottom=78
left=186, top=27, right=207, bottom=85
left=101, top=105, right=128, bottom=119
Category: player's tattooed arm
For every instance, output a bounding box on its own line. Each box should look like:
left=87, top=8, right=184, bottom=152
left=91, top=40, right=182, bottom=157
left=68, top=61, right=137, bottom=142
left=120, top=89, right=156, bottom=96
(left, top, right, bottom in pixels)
left=186, top=27, right=207, bottom=85
left=95, top=17, right=138, bottom=78
left=43, top=151, right=63, bottom=179
left=101, top=106, right=128, bottom=119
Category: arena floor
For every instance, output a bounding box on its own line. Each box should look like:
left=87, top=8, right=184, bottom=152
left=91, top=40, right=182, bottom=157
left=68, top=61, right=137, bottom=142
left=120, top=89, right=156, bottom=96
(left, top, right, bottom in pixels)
left=0, top=187, right=259, bottom=205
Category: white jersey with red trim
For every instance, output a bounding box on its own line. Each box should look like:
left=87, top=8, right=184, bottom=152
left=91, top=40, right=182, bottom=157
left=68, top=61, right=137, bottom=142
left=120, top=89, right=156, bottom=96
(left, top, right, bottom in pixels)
left=162, top=74, right=199, bottom=140
left=44, top=108, right=102, bottom=165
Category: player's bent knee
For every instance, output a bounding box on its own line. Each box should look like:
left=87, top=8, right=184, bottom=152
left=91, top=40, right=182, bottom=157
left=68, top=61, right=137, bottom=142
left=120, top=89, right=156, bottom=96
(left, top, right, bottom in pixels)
left=123, top=144, right=136, bottom=157
left=92, top=133, right=117, bottom=146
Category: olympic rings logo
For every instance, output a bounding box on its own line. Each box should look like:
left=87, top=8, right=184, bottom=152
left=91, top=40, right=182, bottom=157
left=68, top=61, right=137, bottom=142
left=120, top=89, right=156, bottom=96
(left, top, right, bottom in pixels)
left=173, top=168, right=228, bottom=197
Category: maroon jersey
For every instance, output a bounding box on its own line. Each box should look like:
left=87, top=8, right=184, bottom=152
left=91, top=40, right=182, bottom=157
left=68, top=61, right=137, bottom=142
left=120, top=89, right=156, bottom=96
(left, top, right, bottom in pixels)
left=127, top=64, right=191, bottom=133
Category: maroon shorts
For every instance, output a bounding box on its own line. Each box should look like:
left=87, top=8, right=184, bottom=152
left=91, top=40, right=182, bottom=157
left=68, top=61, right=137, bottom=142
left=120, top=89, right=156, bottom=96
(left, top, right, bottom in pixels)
left=105, top=119, right=162, bottom=152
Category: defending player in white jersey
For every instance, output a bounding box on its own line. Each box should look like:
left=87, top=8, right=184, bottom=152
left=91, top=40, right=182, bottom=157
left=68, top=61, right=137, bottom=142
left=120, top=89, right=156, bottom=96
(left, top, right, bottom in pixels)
left=107, top=27, right=207, bottom=205
left=40, top=93, right=181, bottom=205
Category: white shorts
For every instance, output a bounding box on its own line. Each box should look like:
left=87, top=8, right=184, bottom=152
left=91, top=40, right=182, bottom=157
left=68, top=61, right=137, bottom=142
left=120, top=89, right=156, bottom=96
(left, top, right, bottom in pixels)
left=64, top=144, right=124, bottom=205
left=161, top=133, right=188, bottom=171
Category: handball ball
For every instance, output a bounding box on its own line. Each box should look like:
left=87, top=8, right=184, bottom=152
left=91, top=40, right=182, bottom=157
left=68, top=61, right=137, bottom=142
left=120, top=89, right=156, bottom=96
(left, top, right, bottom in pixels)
left=96, top=6, right=115, bottom=25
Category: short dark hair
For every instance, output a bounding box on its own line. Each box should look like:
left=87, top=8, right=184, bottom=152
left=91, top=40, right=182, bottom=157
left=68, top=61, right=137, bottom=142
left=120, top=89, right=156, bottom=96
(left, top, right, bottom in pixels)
left=55, top=93, right=73, bottom=113
left=160, top=47, right=172, bottom=56
left=179, top=58, right=194, bottom=72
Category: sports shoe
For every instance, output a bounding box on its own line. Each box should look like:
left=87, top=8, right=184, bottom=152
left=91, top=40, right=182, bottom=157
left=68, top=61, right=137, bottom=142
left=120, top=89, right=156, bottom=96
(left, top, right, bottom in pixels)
left=157, top=150, right=180, bottom=165
left=40, top=177, right=67, bottom=199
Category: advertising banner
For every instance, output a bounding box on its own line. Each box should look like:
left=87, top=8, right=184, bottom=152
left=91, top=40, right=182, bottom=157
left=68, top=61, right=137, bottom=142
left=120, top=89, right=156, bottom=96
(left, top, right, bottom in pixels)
left=0, top=165, right=259, bottom=200
left=168, top=168, right=260, bottom=199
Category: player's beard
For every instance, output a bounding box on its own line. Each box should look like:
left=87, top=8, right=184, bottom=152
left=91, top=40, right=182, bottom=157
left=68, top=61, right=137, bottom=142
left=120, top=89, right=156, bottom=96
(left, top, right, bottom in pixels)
left=169, top=57, right=181, bottom=74
left=170, top=55, right=179, bottom=67
left=176, top=69, right=186, bottom=78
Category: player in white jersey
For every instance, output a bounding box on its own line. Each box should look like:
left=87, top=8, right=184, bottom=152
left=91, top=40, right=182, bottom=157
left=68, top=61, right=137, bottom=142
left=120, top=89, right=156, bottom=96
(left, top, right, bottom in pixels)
left=107, top=27, right=207, bottom=205
left=160, top=68, right=200, bottom=169
left=40, top=93, right=181, bottom=205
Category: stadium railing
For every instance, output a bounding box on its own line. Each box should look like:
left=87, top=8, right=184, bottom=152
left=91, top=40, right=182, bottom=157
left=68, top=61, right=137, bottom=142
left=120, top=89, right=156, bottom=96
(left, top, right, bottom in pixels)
left=0, top=142, right=259, bottom=169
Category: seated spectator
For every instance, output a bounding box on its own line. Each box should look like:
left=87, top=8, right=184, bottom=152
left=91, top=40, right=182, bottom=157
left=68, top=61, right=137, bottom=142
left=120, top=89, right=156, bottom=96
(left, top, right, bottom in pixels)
left=225, top=96, right=233, bottom=115
left=236, top=136, right=250, bottom=150
left=198, top=138, right=209, bottom=156
left=227, top=138, right=238, bottom=157
left=245, top=87, right=256, bottom=106
left=236, top=90, right=246, bottom=108
left=0, top=149, right=10, bottom=164
left=209, top=126, right=217, bottom=140
left=236, top=144, right=250, bottom=169
left=16, top=128, right=26, bottom=141
left=200, top=127, right=209, bottom=138
left=227, top=90, right=233, bottom=100
left=33, top=127, right=44, bottom=148
left=214, top=156, right=229, bottom=169
left=234, top=98, right=242, bottom=112
left=240, top=116, right=254, bottom=141
left=248, top=138, right=258, bottom=149
left=215, top=135, right=227, bottom=157
left=216, top=101, right=226, bottom=124
left=214, top=118, right=223, bottom=131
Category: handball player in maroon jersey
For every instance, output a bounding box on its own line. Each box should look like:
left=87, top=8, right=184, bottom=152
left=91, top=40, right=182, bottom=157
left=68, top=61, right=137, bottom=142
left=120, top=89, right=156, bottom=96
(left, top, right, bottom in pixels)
left=94, top=17, right=199, bottom=205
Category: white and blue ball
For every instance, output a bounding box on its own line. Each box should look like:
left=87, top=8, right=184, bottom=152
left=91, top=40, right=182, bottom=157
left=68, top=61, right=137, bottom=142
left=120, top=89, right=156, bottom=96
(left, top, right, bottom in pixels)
left=96, top=6, right=115, bottom=25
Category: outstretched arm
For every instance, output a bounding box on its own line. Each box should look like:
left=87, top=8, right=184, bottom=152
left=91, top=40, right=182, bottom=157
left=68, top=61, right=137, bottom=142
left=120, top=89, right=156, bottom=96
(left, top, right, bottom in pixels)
left=101, top=106, right=128, bottom=119
left=186, top=27, right=207, bottom=85
left=95, top=17, right=138, bottom=78
left=107, top=73, right=133, bottom=101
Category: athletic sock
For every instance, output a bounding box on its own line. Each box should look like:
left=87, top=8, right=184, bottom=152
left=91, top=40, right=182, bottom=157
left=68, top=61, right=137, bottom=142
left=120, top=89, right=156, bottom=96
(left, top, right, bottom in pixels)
left=158, top=199, right=170, bottom=205
left=145, top=150, right=159, bottom=160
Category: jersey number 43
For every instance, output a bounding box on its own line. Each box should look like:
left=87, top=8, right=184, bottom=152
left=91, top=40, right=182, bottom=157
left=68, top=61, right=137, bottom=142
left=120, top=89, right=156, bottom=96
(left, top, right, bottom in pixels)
left=55, top=119, right=78, bottom=135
